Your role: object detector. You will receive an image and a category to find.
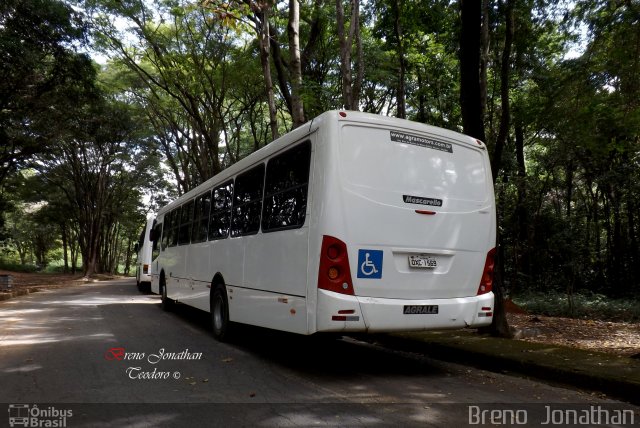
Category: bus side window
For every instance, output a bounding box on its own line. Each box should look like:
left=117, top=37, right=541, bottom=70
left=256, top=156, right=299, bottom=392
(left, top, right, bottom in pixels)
left=209, top=180, right=233, bottom=240
left=262, top=141, right=311, bottom=232
left=171, top=207, right=180, bottom=247
left=161, top=212, right=171, bottom=250
left=231, top=164, right=265, bottom=237
left=192, top=191, right=211, bottom=243
left=152, top=223, right=162, bottom=260
left=178, top=200, right=195, bottom=245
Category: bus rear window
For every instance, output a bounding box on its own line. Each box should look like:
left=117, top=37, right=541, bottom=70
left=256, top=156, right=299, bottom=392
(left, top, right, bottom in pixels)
left=340, top=126, right=488, bottom=204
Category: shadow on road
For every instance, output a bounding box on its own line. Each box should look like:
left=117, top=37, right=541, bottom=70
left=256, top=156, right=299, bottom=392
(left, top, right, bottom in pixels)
left=163, top=300, right=449, bottom=380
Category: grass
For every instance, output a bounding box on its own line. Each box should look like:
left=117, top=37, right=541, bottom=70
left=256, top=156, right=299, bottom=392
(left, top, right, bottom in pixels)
left=512, top=290, right=640, bottom=322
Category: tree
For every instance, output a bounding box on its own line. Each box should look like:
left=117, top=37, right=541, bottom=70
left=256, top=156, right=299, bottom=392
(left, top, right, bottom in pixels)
left=0, top=0, right=95, bottom=187
left=34, top=92, right=161, bottom=276
left=336, top=0, right=363, bottom=110
left=458, top=0, right=486, bottom=142
left=288, top=0, right=305, bottom=127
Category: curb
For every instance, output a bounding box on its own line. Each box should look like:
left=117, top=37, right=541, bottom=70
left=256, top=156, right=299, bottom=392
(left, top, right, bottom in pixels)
left=0, top=279, right=111, bottom=302
left=374, top=333, right=640, bottom=406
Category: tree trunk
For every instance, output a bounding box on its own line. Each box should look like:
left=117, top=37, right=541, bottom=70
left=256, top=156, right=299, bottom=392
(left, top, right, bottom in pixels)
left=288, top=0, right=305, bottom=128
left=462, top=0, right=512, bottom=338
left=336, top=0, right=361, bottom=110
left=492, top=0, right=514, bottom=181
left=459, top=0, right=486, bottom=142
left=392, top=0, right=406, bottom=119
left=61, top=222, right=69, bottom=273
left=480, top=0, right=490, bottom=119
left=514, top=121, right=529, bottom=283
left=353, top=0, right=363, bottom=109
left=258, top=4, right=279, bottom=141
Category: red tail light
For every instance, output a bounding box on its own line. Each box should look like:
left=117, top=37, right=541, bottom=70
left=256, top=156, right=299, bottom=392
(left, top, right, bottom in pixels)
left=477, top=248, right=496, bottom=295
left=318, top=235, right=354, bottom=295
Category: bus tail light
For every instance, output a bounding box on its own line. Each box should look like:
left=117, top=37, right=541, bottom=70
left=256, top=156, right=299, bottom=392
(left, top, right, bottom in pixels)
left=143, top=264, right=149, bottom=274
left=318, top=235, right=354, bottom=295
left=477, top=248, right=496, bottom=295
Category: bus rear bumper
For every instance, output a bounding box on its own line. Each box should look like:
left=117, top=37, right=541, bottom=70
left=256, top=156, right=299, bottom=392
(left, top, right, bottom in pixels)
left=316, top=290, right=494, bottom=333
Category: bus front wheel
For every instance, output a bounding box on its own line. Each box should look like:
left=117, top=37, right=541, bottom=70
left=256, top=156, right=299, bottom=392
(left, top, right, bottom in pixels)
left=211, top=285, right=232, bottom=341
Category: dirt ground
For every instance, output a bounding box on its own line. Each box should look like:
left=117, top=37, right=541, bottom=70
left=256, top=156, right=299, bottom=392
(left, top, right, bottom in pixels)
left=0, top=269, right=125, bottom=293
left=1, top=270, right=638, bottom=358
left=507, top=311, right=640, bottom=358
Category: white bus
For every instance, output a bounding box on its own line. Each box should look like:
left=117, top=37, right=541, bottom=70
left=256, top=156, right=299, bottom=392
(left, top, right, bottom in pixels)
left=135, top=217, right=154, bottom=292
left=150, top=111, right=496, bottom=340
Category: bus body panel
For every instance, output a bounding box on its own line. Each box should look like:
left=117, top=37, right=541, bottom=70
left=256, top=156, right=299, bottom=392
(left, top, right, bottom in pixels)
left=227, top=285, right=309, bottom=334
left=179, top=241, right=211, bottom=311
left=242, top=227, right=309, bottom=297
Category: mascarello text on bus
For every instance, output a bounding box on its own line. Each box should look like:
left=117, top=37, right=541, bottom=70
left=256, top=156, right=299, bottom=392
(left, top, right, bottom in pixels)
left=150, top=111, right=496, bottom=340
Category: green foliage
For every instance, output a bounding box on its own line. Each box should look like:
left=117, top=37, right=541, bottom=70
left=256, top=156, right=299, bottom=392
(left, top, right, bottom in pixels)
left=513, top=290, right=640, bottom=322
left=0, top=261, right=40, bottom=273
left=0, top=0, right=97, bottom=186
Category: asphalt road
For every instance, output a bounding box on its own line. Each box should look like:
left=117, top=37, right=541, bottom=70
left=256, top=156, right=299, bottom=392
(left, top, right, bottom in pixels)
left=0, top=279, right=637, bottom=427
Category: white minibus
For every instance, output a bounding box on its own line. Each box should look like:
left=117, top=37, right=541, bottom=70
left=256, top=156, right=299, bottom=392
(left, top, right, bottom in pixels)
left=150, top=111, right=496, bottom=340
left=135, top=217, right=154, bottom=292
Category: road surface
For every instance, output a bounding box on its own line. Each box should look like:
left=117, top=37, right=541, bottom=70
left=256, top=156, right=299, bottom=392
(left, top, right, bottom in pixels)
left=0, top=279, right=636, bottom=427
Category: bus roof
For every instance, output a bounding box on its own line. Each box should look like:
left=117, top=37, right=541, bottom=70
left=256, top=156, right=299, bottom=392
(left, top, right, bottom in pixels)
left=156, top=111, right=483, bottom=216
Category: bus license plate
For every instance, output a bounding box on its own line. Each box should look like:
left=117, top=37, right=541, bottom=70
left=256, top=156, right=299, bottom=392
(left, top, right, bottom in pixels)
left=409, top=255, right=437, bottom=268
left=403, top=305, right=439, bottom=315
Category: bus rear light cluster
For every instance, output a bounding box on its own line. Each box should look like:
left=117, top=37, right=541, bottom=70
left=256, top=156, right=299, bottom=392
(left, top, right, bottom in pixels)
left=318, top=235, right=354, bottom=295
left=478, top=306, right=493, bottom=317
left=476, top=248, right=497, bottom=295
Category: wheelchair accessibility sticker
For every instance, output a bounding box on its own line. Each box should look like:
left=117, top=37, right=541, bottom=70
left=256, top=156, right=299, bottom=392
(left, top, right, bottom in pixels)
left=357, top=249, right=383, bottom=279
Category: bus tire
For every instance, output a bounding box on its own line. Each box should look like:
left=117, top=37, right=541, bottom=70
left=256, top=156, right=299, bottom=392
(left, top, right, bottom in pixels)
left=211, top=285, right=232, bottom=341
left=161, top=277, right=173, bottom=311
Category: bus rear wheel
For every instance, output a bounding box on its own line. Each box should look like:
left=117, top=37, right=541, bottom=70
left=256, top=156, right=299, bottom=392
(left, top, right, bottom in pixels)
left=211, top=285, right=232, bottom=341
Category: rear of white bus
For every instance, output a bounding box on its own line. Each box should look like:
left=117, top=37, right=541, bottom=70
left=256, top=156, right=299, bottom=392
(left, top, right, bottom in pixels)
left=315, top=112, right=496, bottom=333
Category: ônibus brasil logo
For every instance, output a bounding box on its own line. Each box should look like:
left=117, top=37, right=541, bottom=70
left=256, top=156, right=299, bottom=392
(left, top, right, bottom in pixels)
left=8, top=404, right=72, bottom=428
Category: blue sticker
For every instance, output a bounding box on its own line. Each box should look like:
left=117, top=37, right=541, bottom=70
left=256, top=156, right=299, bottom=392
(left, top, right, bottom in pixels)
left=357, top=250, right=383, bottom=279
